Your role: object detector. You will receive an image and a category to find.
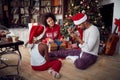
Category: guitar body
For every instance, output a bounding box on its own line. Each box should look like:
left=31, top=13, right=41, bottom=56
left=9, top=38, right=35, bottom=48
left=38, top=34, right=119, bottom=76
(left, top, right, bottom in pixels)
left=105, top=33, right=119, bottom=55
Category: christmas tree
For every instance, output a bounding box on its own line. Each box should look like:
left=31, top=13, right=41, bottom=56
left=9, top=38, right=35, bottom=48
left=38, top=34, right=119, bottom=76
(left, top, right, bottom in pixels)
left=61, top=0, right=108, bottom=43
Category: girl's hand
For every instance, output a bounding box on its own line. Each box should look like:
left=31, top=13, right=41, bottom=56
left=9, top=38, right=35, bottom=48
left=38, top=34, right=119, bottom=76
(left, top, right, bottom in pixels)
left=48, top=38, right=54, bottom=43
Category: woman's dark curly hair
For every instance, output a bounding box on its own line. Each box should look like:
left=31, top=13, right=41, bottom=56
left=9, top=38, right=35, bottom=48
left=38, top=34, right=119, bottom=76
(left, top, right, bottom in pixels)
left=41, top=13, right=57, bottom=27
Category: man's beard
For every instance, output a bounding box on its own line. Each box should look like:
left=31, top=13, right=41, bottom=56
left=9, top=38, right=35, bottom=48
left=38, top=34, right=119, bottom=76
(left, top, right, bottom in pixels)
left=81, top=26, right=86, bottom=30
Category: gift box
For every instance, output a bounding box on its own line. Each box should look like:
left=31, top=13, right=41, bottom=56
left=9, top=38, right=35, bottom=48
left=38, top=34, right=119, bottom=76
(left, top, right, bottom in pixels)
left=60, top=43, right=66, bottom=50
left=48, top=43, right=58, bottom=52
left=71, top=43, right=78, bottom=49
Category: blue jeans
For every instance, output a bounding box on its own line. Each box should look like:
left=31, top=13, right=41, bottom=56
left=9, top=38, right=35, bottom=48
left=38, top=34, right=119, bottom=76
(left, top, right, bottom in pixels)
left=54, top=39, right=62, bottom=46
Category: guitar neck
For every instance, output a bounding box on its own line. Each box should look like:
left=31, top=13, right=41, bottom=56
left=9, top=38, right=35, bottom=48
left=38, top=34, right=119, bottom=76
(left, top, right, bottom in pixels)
left=113, top=18, right=120, bottom=34
left=113, top=26, right=117, bottom=34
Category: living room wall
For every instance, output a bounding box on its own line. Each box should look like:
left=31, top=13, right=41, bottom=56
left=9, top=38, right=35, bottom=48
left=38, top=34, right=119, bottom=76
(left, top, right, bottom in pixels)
left=101, top=0, right=120, bottom=54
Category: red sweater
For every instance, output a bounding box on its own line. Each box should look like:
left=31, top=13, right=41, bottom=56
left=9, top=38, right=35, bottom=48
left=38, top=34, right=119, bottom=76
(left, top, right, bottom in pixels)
left=45, top=24, right=63, bottom=39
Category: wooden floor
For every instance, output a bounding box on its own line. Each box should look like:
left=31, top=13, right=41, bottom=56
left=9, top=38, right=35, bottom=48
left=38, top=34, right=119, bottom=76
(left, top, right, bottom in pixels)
left=0, top=46, right=120, bottom=80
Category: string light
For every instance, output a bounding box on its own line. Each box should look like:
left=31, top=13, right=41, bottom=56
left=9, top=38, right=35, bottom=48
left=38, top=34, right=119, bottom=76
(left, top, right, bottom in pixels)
left=94, top=20, right=97, bottom=23
left=72, top=3, right=74, bottom=6
left=65, top=15, right=68, bottom=18
left=69, top=14, right=72, bottom=16
left=80, top=1, right=83, bottom=4
left=102, top=26, right=105, bottom=29
left=95, top=0, right=98, bottom=3
left=87, top=6, right=90, bottom=9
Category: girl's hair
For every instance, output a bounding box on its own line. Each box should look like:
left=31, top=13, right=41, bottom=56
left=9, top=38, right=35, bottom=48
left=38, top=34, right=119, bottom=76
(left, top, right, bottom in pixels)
left=41, top=13, right=57, bottom=27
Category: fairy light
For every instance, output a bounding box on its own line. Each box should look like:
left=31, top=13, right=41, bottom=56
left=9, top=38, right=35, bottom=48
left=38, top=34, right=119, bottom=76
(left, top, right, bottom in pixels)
left=72, top=3, right=74, bottom=6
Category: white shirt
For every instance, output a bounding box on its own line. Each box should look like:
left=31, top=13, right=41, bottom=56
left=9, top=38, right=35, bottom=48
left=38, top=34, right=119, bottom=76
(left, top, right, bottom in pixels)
left=30, top=44, right=46, bottom=66
left=79, top=25, right=100, bottom=56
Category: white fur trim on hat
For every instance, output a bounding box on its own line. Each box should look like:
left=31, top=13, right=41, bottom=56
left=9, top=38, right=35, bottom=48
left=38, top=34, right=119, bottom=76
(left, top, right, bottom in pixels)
left=28, top=23, right=38, bottom=32
left=74, top=15, right=87, bottom=25
left=36, top=25, right=46, bottom=40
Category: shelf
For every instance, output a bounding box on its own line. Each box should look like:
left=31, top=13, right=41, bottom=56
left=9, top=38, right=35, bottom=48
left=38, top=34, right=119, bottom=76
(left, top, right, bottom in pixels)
left=10, top=0, right=31, bottom=26
left=40, top=0, right=63, bottom=15
left=52, top=0, right=62, bottom=6
left=1, top=0, right=66, bottom=28
left=52, top=6, right=62, bottom=14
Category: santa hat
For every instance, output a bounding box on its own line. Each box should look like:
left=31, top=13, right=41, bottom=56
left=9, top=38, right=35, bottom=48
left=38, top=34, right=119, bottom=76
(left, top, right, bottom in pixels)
left=72, top=13, right=87, bottom=25
left=29, top=25, right=46, bottom=44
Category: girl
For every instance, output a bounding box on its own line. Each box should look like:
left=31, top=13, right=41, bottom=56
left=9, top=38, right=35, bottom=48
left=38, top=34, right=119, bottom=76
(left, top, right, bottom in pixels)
left=27, top=24, right=62, bottom=79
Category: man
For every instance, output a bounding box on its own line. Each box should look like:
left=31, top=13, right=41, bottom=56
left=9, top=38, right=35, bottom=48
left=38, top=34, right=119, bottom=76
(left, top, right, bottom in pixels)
left=49, top=13, right=100, bottom=69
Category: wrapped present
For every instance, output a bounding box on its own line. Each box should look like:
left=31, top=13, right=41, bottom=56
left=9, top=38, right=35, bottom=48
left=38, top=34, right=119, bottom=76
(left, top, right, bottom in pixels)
left=60, top=43, right=66, bottom=50
left=48, top=43, right=58, bottom=52
left=71, top=43, right=78, bottom=49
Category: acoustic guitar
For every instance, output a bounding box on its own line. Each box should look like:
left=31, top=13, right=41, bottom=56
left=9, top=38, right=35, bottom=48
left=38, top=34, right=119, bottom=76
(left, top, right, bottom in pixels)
left=105, top=25, right=119, bottom=55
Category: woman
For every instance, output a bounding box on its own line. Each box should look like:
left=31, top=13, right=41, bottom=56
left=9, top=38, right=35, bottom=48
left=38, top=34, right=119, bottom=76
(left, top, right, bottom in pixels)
left=41, top=13, right=65, bottom=51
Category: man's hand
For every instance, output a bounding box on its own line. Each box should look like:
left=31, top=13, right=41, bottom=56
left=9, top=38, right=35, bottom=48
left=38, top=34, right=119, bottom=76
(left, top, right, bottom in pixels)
left=67, top=27, right=72, bottom=34
left=71, top=33, right=84, bottom=44
left=76, top=36, right=84, bottom=44
left=70, top=33, right=78, bottom=39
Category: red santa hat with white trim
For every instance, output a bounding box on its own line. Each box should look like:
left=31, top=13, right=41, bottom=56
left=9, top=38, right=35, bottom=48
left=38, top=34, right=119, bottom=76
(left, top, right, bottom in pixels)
left=29, top=25, right=46, bottom=44
left=72, top=13, right=87, bottom=25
